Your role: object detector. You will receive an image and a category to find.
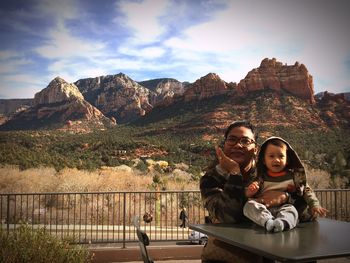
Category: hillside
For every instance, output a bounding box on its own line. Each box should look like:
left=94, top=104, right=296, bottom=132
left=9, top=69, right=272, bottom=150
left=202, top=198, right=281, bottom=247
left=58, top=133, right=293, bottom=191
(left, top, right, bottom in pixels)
left=0, top=58, right=349, bottom=188
left=0, top=90, right=349, bottom=189
left=0, top=58, right=332, bottom=130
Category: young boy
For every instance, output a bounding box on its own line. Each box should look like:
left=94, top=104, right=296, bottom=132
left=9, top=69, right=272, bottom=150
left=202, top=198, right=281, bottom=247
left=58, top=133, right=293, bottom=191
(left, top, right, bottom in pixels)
left=243, top=137, right=327, bottom=232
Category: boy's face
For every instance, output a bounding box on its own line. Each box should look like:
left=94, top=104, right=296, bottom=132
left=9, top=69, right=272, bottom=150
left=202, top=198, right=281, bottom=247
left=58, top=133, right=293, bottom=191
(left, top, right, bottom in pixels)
left=264, top=143, right=287, bottom=173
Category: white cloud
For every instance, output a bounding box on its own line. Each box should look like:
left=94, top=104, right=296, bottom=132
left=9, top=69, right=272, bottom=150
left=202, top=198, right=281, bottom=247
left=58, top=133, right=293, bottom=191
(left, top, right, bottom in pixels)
left=0, top=74, right=47, bottom=99
left=35, top=0, right=79, bottom=21
left=2, top=74, right=44, bottom=86
left=116, top=0, right=168, bottom=44
left=35, top=23, right=106, bottom=59
left=163, top=0, right=350, bottom=93
left=45, top=58, right=106, bottom=84
left=1, top=0, right=350, bottom=99
left=0, top=50, right=18, bottom=60
left=0, top=54, right=32, bottom=74
left=118, top=46, right=166, bottom=59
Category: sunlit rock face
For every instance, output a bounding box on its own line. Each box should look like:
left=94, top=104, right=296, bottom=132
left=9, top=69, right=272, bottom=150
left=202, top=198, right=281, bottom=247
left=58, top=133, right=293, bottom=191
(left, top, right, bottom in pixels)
left=75, top=73, right=155, bottom=123
left=0, top=76, right=115, bottom=131
left=139, top=78, right=185, bottom=107
left=34, top=77, right=84, bottom=106
left=183, top=73, right=229, bottom=102
left=237, top=58, right=315, bottom=104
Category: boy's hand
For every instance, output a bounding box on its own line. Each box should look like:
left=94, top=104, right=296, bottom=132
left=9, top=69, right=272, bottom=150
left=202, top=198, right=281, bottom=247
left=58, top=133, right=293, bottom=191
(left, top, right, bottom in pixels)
left=215, top=146, right=240, bottom=174
left=311, top=206, right=328, bottom=219
left=246, top=182, right=260, bottom=197
left=257, top=191, right=288, bottom=208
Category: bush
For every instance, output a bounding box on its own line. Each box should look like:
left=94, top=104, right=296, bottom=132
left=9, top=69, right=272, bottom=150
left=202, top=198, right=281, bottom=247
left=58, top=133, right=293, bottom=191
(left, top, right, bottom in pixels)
left=0, top=224, right=92, bottom=263
left=135, top=160, right=148, bottom=172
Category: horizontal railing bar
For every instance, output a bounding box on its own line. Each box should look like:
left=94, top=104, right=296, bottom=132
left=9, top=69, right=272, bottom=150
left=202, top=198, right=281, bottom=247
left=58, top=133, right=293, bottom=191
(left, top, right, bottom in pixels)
left=1, top=189, right=349, bottom=196
left=0, top=190, right=202, bottom=195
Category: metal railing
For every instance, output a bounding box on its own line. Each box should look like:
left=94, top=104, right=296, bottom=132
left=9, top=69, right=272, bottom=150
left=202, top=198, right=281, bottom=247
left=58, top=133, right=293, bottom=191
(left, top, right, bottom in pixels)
left=1, top=189, right=349, bottom=245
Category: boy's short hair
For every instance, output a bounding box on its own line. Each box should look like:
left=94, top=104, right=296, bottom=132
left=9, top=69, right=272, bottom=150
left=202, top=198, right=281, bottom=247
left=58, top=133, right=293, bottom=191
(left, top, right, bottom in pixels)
left=265, top=138, right=288, bottom=149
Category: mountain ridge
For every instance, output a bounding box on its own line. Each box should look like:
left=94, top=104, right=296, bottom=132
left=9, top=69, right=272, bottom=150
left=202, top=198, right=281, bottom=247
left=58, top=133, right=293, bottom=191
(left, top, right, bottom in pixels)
left=0, top=77, right=115, bottom=131
left=0, top=58, right=349, bottom=131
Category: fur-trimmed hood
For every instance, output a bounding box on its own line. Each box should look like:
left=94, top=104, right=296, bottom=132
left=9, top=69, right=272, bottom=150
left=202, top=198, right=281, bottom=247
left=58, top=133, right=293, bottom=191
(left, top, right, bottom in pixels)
left=256, top=137, right=321, bottom=222
left=257, top=136, right=305, bottom=179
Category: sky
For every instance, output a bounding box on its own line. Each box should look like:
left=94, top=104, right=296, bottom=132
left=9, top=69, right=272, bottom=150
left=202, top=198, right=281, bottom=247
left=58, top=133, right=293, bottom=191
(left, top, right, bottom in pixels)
left=0, top=0, right=349, bottom=99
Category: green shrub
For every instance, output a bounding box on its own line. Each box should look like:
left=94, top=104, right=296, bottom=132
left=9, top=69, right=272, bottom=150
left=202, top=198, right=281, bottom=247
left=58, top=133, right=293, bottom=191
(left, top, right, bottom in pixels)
left=135, top=160, right=148, bottom=172
left=0, top=224, right=92, bottom=263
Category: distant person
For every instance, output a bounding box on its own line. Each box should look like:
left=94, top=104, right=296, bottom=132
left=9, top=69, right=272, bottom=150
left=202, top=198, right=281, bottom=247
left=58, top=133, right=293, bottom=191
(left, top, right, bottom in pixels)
left=200, top=121, right=289, bottom=263
left=179, top=208, right=188, bottom=228
left=243, top=137, right=328, bottom=232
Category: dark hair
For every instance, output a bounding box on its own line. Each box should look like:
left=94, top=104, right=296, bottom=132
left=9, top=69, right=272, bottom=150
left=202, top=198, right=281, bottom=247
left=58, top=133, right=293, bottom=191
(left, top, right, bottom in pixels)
left=257, top=138, right=291, bottom=174
left=266, top=138, right=287, bottom=149
left=206, top=120, right=257, bottom=171
left=224, top=120, right=257, bottom=141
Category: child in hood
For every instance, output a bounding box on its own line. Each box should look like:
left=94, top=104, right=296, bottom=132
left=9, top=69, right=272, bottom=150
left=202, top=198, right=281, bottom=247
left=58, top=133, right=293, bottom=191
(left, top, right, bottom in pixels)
left=243, top=137, right=327, bottom=232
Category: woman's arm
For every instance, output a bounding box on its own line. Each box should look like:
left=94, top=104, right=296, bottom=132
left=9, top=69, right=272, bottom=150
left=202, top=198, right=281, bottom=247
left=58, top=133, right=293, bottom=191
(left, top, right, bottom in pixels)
left=200, top=168, right=245, bottom=223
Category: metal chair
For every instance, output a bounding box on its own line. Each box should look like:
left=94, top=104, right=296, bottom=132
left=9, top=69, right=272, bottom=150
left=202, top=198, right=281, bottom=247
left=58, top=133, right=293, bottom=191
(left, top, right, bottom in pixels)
left=133, top=216, right=154, bottom=263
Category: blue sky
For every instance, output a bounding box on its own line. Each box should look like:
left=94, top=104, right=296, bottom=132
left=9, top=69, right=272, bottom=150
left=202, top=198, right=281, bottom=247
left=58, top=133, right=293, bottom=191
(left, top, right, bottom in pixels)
left=0, top=0, right=349, bottom=99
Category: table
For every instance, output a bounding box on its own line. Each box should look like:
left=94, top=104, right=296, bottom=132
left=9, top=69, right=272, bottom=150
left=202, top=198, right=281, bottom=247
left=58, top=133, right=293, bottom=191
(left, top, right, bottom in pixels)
left=190, top=218, right=350, bottom=262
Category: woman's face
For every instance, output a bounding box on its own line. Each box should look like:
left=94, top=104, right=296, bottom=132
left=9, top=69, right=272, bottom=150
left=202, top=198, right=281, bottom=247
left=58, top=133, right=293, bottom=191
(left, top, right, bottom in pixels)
left=223, top=126, right=257, bottom=168
left=264, top=143, right=287, bottom=173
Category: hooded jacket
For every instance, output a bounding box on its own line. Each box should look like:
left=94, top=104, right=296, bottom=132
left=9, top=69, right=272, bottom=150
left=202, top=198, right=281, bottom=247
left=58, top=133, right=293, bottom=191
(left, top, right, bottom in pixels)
left=256, top=137, right=320, bottom=221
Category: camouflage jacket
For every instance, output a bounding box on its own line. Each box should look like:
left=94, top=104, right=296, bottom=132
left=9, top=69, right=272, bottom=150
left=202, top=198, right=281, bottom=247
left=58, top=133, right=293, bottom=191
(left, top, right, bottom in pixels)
left=200, top=164, right=256, bottom=223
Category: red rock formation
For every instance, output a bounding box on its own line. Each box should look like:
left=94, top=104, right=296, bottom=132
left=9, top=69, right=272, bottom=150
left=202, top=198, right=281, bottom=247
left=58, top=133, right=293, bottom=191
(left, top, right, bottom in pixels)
left=317, top=91, right=350, bottom=127
left=237, top=58, right=315, bottom=103
left=0, top=77, right=115, bottom=131
left=183, top=73, right=229, bottom=102
left=319, top=91, right=347, bottom=104
left=34, top=77, right=84, bottom=105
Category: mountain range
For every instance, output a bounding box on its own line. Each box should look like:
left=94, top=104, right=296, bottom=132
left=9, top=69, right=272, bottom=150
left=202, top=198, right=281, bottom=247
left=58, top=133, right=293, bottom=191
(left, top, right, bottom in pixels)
left=0, top=57, right=349, bottom=132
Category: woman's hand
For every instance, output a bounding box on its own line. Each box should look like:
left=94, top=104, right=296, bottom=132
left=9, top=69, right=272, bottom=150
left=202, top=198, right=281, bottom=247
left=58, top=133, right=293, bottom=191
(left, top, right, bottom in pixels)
left=215, top=146, right=240, bottom=174
left=256, top=190, right=288, bottom=208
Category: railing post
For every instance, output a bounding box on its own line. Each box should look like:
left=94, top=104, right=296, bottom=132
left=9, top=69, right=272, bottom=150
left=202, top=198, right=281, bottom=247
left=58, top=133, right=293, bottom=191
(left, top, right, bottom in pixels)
left=6, top=195, right=10, bottom=234
left=122, top=192, right=126, bottom=248
left=334, top=190, right=338, bottom=220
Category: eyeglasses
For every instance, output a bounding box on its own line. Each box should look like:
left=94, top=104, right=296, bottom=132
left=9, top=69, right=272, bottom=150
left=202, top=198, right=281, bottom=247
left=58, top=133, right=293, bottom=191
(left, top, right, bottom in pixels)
left=225, top=136, right=255, bottom=147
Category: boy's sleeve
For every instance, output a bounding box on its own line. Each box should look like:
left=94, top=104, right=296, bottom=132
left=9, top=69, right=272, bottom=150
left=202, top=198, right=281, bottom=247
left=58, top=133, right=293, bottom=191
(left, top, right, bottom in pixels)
left=303, top=183, right=320, bottom=208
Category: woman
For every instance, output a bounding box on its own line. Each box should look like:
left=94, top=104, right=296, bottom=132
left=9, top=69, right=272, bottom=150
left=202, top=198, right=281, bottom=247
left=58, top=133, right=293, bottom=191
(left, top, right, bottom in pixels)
left=200, top=120, right=288, bottom=263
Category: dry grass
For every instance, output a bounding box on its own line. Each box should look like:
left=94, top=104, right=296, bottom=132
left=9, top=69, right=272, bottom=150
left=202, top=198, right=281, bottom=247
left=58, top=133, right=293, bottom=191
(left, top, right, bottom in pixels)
left=1, top=162, right=346, bottom=194
left=305, top=163, right=349, bottom=189
left=0, top=165, right=199, bottom=193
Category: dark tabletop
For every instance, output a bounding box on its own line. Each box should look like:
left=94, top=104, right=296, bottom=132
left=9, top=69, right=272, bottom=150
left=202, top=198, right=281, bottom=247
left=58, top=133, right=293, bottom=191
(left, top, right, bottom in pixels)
left=190, top=218, right=350, bottom=262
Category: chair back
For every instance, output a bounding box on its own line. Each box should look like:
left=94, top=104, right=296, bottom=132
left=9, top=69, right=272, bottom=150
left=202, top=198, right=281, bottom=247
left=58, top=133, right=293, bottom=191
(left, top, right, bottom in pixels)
left=133, top=216, right=154, bottom=263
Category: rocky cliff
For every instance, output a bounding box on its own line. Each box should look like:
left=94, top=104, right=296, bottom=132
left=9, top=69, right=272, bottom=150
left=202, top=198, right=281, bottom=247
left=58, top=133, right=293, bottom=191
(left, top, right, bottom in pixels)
left=34, top=77, right=84, bottom=105
left=75, top=73, right=154, bottom=123
left=237, top=58, right=315, bottom=103
left=138, top=78, right=185, bottom=106
left=0, top=77, right=115, bottom=131
left=0, top=99, right=33, bottom=115
left=1, top=57, right=348, bottom=131
left=0, top=99, right=33, bottom=125
left=316, top=91, right=350, bottom=127
left=183, top=73, right=230, bottom=102
left=180, top=58, right=315, bottom=104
